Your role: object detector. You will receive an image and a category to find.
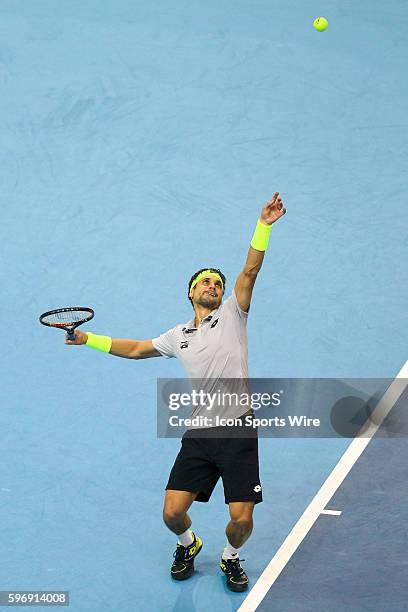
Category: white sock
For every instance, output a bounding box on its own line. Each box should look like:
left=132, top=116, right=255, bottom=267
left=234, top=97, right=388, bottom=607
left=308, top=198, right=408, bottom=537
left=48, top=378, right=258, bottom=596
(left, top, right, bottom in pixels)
left=222, top=542, right=242, bottom=560
left=178, top=528, right=194, bottom=547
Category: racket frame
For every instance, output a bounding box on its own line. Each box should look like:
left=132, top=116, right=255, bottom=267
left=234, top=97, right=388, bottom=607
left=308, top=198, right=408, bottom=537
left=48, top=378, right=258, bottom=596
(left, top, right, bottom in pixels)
left=39, top=307, right=94, bottom=340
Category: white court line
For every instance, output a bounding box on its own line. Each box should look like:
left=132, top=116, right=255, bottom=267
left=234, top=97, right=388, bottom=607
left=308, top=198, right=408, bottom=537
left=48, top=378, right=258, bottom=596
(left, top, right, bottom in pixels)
left=321, top=509, right=342, bottom=516
left=238, top=361, right=408, bottom=612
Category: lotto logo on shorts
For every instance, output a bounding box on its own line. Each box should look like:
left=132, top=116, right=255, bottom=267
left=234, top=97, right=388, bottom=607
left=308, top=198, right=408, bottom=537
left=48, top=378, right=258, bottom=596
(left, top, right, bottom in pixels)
left=253, top=485, right=262, bottom=493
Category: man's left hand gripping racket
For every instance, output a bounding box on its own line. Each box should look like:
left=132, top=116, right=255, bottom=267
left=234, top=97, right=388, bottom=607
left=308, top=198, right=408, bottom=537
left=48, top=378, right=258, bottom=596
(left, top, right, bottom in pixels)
left=39, top=307, right=94, bottom=340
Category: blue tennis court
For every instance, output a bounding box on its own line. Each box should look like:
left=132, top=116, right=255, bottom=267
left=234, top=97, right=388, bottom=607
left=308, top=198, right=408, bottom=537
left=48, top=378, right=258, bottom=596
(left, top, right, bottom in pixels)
left=241, top=368, right=408, bottom=612
left=2, top=1, right=407, bottom=611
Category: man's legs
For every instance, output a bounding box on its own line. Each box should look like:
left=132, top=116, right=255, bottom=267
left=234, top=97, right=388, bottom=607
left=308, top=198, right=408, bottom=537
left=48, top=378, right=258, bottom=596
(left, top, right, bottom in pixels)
left=220, top=501, right=255, bottom=592
left=163, top=490, right=197, bottom=535
left=163, top=490, right=203, bottom=581
left=225, top=501, right=255, bottom=548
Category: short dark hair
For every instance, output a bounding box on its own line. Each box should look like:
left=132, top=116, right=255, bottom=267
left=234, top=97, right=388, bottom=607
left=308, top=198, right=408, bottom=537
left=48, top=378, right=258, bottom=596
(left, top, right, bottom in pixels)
left=188, top=268, right=226, bottom=304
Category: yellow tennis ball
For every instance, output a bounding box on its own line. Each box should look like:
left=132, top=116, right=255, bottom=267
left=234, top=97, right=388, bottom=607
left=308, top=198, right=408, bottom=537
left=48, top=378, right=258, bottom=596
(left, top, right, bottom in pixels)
left=313, top=17, right=328, bottom=32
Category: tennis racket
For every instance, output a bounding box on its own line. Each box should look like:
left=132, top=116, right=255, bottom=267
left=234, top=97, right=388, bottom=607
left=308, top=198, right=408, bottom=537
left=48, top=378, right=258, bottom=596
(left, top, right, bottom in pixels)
left=39, top=307, right=94, bottom=340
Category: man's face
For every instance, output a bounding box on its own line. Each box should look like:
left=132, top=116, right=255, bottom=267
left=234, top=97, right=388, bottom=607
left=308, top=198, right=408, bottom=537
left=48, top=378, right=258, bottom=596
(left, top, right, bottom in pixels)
left=189, top=275, right=224, bottom=309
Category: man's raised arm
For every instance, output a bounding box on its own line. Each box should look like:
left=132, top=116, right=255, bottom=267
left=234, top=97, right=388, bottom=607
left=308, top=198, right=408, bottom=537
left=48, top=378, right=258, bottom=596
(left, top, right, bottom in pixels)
left=234, top=192, right=286, bottom=312
left=65, top=330, right=161, bottom=359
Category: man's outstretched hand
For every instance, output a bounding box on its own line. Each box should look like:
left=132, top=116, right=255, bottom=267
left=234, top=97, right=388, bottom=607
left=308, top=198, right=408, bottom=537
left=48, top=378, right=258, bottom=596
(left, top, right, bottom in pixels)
left=260, top=192, right=286, bottom=225
left=65, top=329, right=88, bottom=345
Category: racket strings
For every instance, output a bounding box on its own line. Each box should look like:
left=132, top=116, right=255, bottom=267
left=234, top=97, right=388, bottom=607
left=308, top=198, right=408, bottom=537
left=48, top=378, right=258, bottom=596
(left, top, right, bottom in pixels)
left=42, top=310, right=91, bottom=326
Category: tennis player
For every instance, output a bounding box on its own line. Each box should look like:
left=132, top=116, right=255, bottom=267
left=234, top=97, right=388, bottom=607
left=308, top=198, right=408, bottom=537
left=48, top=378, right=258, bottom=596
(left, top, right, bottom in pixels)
left=66, top=192, right=286, bottom=592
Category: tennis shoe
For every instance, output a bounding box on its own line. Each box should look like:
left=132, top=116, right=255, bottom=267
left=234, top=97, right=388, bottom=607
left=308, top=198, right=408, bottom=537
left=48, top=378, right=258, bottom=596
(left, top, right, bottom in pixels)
left=220, top=557, right=249, bottom=592
left=171, top=533, right=203, bottom=580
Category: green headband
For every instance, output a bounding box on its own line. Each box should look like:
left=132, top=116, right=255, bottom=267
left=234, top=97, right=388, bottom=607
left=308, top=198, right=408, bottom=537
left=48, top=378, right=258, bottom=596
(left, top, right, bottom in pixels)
left=190, top=270, right=224, bottom=292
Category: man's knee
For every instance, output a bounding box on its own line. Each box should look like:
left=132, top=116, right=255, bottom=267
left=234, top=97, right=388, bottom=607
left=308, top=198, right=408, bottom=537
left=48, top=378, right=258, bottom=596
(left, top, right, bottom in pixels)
left=163, top=506, right=187, bottom=524
left=229, top=502, right=255, bottom=526
left=163, top=490, right=197, bottom=526
left=230, top=516, right=253, bottom=534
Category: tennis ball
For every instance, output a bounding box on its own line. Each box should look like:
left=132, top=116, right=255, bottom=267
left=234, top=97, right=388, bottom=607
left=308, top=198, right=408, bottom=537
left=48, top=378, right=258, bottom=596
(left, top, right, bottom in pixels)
left=313, top=17, right=328, bottom=32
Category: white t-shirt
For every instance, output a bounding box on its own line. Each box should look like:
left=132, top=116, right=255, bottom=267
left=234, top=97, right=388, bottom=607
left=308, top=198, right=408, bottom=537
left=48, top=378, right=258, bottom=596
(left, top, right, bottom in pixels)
left=152, top=289, right=251, bottom=423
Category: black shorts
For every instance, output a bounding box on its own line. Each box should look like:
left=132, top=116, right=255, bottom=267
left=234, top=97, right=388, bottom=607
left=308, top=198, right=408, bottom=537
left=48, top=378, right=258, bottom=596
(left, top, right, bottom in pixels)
left=165, top=419, right=262, bottom=505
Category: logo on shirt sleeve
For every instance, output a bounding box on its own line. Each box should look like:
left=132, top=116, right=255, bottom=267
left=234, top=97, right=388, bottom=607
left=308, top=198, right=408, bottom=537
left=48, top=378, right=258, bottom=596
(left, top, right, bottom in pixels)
left=180, top=341, right=189, bottom=349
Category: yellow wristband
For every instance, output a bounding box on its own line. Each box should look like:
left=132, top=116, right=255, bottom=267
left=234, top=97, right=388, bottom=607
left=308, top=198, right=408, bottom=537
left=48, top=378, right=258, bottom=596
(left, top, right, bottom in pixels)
left=250, top=219, right=272, bottom=251
left=86, top=332, right=112, bottom=353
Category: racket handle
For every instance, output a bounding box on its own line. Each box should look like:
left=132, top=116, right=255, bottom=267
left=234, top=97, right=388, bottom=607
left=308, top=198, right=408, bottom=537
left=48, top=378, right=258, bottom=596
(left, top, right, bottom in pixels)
left=66, top=330, right=76, bottom=341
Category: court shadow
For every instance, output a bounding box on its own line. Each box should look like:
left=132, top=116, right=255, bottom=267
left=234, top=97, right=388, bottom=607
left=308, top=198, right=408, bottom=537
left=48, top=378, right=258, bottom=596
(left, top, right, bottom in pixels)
left=171, top=559, right=237, bottom=611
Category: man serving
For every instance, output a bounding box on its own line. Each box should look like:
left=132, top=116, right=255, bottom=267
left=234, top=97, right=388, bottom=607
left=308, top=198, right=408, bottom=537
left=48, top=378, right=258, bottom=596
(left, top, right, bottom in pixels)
left=66, top=192, right=286, bottom=592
